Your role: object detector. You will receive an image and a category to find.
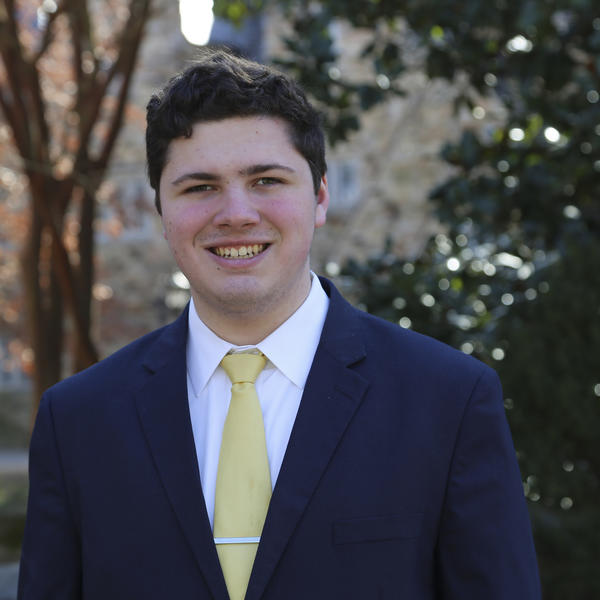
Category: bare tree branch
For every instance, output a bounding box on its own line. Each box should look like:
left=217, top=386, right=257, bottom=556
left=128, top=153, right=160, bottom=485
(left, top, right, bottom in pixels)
left=0, top=0, right=33, bottom=156
left=68, top=0, right=89, bottom=100
left=0, top=86, right=25, bottom=152
left=33, top=0, right=68, bottom=63
left=27, top=171, right=99, bottom=366
left=96, top=0, right=151, bottom=169
left=0, top=2, right=52, bottom=167
left=2, top=0, right=154, bottom=403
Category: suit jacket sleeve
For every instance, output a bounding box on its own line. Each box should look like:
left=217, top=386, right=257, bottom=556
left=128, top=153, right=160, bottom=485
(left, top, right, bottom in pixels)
left=18, top=392, right=82, bottom=599
left=436, top=367, right=541, bottom=599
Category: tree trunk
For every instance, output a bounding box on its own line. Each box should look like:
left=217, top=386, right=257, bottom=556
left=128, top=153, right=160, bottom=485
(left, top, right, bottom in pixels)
left=75, top=184, right=96, bottom=373
left=1, top=0, right=153, bottom=424
left=22, top=204, right=64, bottom=428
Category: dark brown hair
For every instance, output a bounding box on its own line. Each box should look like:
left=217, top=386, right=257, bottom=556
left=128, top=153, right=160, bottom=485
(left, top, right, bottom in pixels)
left=146, top=48, right=326, bottom=213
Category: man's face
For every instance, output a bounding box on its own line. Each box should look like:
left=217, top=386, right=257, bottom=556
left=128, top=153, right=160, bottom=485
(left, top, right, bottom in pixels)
left=159, top=116, right=329, bottom=334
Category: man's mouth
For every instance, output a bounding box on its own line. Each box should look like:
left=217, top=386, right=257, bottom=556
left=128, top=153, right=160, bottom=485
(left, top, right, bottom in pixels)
left=211, top=244, right=267, bottom=259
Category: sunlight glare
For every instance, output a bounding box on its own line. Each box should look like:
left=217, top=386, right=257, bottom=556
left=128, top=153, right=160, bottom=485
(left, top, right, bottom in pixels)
left=180, top=0, right=215, bottom=46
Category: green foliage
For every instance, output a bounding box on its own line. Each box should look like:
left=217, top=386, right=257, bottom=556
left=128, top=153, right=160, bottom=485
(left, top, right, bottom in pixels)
left=215, top=0, right=266, bottom=24
left=215, top=0, right=600, bottom=596
left=496, top=240, right=600, bottom=595
left=0, top=477, right=27, bottom=563
left=213, top=0, right=407, bottom=143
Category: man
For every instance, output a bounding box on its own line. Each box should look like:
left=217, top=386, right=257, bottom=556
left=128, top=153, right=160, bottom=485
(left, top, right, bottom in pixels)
left=18, top=49, right=540, bottom=599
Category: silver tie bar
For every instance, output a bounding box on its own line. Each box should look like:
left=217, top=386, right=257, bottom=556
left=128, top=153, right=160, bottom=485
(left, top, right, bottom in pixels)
left=214, top=536, right=261, bottom=544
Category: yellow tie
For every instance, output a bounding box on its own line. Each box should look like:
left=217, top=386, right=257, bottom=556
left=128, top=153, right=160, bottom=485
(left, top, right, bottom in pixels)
left=214, top=352, right=271, bottom=600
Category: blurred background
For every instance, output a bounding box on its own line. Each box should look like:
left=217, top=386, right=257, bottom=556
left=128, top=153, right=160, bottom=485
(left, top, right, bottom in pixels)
left=0, top=0, right=598, bottom=597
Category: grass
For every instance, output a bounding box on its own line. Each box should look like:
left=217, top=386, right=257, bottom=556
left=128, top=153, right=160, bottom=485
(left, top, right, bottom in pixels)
left=0, top=390, right=30, bottom=450
left=0, top=476, right=26, bottom=563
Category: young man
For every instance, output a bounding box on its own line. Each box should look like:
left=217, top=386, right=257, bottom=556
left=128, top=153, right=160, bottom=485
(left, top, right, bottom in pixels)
left=19, top=50, right=541, bottom=599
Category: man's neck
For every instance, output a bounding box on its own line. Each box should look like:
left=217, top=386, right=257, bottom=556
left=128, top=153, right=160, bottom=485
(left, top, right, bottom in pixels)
left=191, top=279, right=313, bottom=346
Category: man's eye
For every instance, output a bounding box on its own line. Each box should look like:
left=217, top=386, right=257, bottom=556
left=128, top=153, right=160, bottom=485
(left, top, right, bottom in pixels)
left=256, top=177, right=281, bottom=186
left=183, top=184, right=214, bottom=193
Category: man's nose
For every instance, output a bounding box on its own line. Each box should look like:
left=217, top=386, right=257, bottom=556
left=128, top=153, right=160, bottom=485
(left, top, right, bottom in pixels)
left=212, top=187, right=261, bottom=228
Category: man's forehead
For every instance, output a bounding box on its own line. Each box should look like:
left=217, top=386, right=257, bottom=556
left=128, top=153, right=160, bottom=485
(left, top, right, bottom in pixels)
left=162, top=116, right=303, bottom=174
left=170, top=114, right=292, bottom=146
left=190, top=114, right=292, bottom=136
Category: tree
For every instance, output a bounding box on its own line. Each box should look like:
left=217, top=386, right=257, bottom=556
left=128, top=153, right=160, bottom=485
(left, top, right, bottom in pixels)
left=215, top=0, right=600, bottom=596
left=0, top=0, right=152, bottom=408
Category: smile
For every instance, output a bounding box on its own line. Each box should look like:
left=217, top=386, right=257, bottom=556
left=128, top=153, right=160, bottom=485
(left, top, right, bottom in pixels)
left=211, top=244, right=267, bottom=259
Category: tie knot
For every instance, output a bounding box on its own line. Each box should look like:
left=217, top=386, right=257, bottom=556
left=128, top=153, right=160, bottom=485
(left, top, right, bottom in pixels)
left=220, top=352, right=266, bottom=385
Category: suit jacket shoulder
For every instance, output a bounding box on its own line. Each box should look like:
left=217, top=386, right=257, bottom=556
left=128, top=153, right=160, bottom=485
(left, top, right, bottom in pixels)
left=44, top=305, right=189, bottom=413
left=319, top=276, right=497, bottom=416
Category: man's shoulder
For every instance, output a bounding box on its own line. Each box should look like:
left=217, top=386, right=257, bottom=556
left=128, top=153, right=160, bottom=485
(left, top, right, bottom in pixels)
left=358, top=307, right=491, bottom=376
left=322, top=281, right=496, bottom=390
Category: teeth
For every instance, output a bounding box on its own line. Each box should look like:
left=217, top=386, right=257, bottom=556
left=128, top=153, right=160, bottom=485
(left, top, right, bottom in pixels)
left=214, top=244, right=265, bottom=259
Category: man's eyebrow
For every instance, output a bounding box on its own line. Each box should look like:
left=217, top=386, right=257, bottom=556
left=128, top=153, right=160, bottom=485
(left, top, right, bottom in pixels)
left=170, top=164, right=296, bottom=187
left=240, top=163, right=296, bottom=176
left=170, top=172, right=219, bottom=186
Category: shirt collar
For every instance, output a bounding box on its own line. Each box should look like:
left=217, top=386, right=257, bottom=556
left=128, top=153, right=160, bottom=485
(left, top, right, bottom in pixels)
left=186, top=274, right=329, bottom=395
left=186, top=305, right=232, bottom=397
left=256, top=274, right=329, bottom=389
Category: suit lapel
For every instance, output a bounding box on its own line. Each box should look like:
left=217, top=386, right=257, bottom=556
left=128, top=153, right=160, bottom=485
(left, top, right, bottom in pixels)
left=134, top=307, right=229, bottom=600
left=246, top=280, right=370, bottom=600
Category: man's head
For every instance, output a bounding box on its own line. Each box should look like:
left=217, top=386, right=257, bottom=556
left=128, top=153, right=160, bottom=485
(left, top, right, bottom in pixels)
left=149, top=50, right=330, bottom=343
left=146, top=48, right=327, bottom=214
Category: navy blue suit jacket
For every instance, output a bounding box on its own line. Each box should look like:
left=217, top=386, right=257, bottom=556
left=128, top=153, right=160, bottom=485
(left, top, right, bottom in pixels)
left=19, top=278, right=540, bottom=599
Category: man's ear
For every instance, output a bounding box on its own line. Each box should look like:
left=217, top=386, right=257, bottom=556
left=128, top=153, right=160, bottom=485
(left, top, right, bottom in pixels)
left=315, top=175, right=329, bottom=228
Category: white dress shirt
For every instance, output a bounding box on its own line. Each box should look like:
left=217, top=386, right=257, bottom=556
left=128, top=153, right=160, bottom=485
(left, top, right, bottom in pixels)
left=186, top=274, right=330, bottom=529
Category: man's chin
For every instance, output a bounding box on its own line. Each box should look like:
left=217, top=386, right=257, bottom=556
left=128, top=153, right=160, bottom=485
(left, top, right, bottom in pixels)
left=196, top=283, right=272, bottom=316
